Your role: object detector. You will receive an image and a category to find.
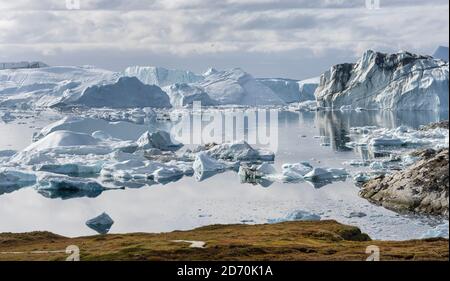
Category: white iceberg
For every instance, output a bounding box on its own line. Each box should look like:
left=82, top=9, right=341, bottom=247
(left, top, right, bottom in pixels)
left=315, top=50, right=449, bottom=111
left=62, top=77, right=171, bottom=108
left=163, top=83, right=217, bottom=107
left=281, top=162, right=313, bottom=181
left=201, top=140, right=275, bottom=162
left=123, top=66, right=204, bottom=87
left=0, top=169, right=36, bottom=194
left=303, top=167, right=348, bottom=181
left=196, top=68, right=285, bottom=106
left=136, top=130, right=182, bottom=151
left=35, top=116, right=148, bottom=141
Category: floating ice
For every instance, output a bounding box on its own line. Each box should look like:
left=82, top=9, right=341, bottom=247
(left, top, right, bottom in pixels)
left=281, top=162, right=313, bottom=181
left=269, top=210, right=321, bottom=223
left=303, top=167, right=348, bottom=181
left=36, top=173, right=105, bottom=199
left=0, top=169, right=36, bottom=194
left=85, top=212, right=114, bottom=235
left=200, top=141, right=275, bottom=162
left=421, top=221, right=449, bottom=239
left=315, top=50, right=449, bottom=111
left=163, top=83, right=217, bottom=107
left=123, top=66, right=204, bottom=87
left=136, top=130, right=183, bottom=151
left=36, top=163, right=103, bottom=176
left=196, top=68, right=285, bottom=106
left=62, top=77, right=172, bottom=108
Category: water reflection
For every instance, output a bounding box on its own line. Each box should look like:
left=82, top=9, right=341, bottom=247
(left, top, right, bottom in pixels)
left=314, top=110, right=447, bottom=152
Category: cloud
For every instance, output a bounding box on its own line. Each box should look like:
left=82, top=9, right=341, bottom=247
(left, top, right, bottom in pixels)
left=0, top=0, right=448, bottom=78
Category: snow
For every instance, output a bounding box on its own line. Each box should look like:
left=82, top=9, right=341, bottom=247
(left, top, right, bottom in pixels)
left=63, top=76, right=171, bottom=108
left=86, top=212, right=114, bottom=234
left=315, top=50, right=449, bottom=111
left=123, top=66, right=204, bottom=87
left=196, top=68, right=285, bottom=106
left=136, top=130, right=183, bottom=151
left=163, top=83, right=217, bottom=107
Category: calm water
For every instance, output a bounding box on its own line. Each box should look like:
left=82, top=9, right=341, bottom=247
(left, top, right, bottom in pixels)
left=0, top=109, right=448, bottom=240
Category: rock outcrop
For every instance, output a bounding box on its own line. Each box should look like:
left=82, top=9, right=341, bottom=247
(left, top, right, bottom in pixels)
left=360, top=148, right=449, bottom=217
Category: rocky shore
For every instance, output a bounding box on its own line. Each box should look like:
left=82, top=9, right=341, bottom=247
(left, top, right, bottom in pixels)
left=0, top=221, right=447, bottom=261
left=360, top=148, right=449, bottom=217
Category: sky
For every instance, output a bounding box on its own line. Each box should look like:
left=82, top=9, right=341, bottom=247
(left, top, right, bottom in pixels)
left=0, top=0, right=448, bottom=80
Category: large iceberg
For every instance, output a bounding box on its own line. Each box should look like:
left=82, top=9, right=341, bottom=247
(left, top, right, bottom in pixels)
left=163, top=83, right=217, bottom=107
left=433, top=46, right=449, bottom=62
left=0, top=65, right=118, bottom=108
left=61, top=77, right=171, bottom=108
left=315, top=50, right=449, bottom=111
left=197, top=68, right=285, bottom=106
left=0, top=169, right=37, bottom=195
left=257, top=78, right=302, bottom=103
left=123, top=66, right=204, bottom=87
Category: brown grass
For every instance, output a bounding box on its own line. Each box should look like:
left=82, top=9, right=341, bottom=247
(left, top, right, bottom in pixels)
left=0, top=220, right=447, bottom=261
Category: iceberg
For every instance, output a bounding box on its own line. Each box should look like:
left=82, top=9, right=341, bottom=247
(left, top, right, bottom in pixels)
left=136, top=130, right=183, bottom=151
left=163, top=83, right=217, bottom=107
left=123, top=66, right=204, bottom=87
left=269, top=210, right=321, bottom=223
left=193, top=152, right=235, bottom=181
left=0, top=65, right=118, bottom=108
left=36, top=173, right=105, bottom=199
left=86, top=212, right=114, bottom=235
left=281, top=162, right=313, bottom=181
left=298, top=77, right=320, bottom=101
left=303, top=167, right=348, bottom=181
left=200, top=141, right=275, bottom=162
left=196, top=68, right=285, bottom=106
left=34, top=116, right=148, bottom=141
left=315, top=50, right=449, bottom=111
left=257, top=78, right=302, bottom=103
left=0, top=169, right=36, bottom=195
left=36, top=163, right=103, bottom=176
left=433, top=46, right=449, bottom=62
left=62, top=77, right=171, bottom=108
left=24, top=131, right=99, bottom=152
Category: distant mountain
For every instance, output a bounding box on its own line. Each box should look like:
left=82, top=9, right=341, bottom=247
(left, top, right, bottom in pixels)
left=315, top=50, right=449, bottom=111
left=0, top=61, right=48, bottom=70
left=433, top=46, right=449, bottom=62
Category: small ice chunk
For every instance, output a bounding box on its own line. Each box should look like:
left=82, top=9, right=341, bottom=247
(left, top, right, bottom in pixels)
left=137, top=130, right=182, bottom=151
left=193, top=152, right=227, bottom=173
left=281, top=162, right=313, bottom=181
left=369, top=137, right=405, bottom=147
left=303, top=167, right=348, bottom=181
left=86, top=212, right=114, bottom=235
left=340, top=105, right=352, bottom=111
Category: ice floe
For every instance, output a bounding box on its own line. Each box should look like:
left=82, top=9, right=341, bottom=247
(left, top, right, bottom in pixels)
left=198, top=140, right=275, bottom=162
left=35, top=173, right=106, bottom=199
left=136, top=130, right=183, bottom=151
left=0, top=169, right=36, bottom=194
left=269, top=210, right=321, bottom=223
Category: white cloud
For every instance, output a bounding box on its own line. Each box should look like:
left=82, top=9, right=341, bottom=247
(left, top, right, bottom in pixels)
left=0, top=0, right=448, bottom=78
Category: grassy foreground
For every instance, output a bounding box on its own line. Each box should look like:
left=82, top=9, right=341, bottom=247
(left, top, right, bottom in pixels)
left=0, top=220, right=448, bottom=261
